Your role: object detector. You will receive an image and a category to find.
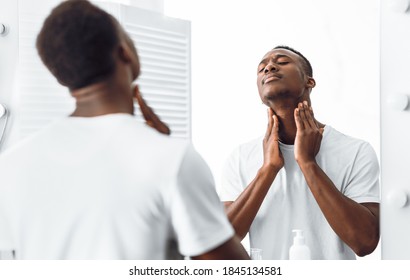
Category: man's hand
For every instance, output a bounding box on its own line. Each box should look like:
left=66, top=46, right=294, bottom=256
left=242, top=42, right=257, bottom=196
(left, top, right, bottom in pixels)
left=294, top=101, right=324, bottom=165
left=263, top=108, right=284, bottom=172
left=133, top=85, right=171, bottom=135
left=224, top=108, right=284, bottom=240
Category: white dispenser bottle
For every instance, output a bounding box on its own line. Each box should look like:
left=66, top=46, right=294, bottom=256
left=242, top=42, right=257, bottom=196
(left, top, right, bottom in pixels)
left=289, top=229, right=311, bottom=260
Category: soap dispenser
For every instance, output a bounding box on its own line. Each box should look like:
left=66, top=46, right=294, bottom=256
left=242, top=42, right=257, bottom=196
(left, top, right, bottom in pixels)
left=289, top=229, right=311, bottom=260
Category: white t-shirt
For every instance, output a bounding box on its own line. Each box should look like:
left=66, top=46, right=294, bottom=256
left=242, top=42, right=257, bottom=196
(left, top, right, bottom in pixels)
left=0, top=114, right=234, bottom=259
left=220, top=126, right=380, bottom=260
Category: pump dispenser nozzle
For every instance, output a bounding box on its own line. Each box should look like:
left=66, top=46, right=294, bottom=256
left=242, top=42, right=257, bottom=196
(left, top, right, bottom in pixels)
left=289, top=229, right=311, bottom=260
left=292, top=229, right=306, bottom=245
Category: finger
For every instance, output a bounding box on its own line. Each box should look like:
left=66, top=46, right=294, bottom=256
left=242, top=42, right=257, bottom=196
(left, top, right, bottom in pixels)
left=149, top=112, right=171, bottom=135
left=146, top=120, right=154, bottom=129
left=134, top=85, right=171, bottom=135
left=134, top=86, right=157, bottom=122
left=309, top=105, right=314, bottom=117
left=146, top=120, right=170, bottom=137
left=153, top=119, right=171, bottom=135
left=306, top=105, right=317, bottom=129
left=133, top=85, right=151, bottom=118
left=272, top=114, right=280, bottom=141
left=300, top=101, right=310, bottom=127
left=294, top=107, right=301, bottom=131
left=295, top=103, right=304, bottom=130
left=319, top=127, right=324, bottom=135
left=264, top=108, right=274, bottom=140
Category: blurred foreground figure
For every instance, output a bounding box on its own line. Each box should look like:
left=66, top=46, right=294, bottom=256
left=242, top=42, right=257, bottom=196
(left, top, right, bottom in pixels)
left=0, top=0, right=248, bottom=260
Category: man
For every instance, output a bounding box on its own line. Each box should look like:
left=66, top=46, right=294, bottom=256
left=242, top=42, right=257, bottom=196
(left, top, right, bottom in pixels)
left=220, top=46, right=380, bottom=259
left=0, top=0, right=249, bottom=260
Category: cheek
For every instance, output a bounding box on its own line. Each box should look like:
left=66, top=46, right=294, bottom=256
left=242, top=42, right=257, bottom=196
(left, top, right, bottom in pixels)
left=257, top=82, right=264, bottom=98
left=132, top=62, right=139, bottom=79
left=286, top=72, right=304, bottom=86
left=256, top=76, right=263, bottom=89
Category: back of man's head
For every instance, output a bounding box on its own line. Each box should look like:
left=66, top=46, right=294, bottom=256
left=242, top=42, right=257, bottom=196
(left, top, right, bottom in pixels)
left=36, top=0, right=120, bottom=90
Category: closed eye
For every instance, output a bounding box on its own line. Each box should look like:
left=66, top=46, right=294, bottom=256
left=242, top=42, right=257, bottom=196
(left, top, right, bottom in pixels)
left=258, top=66, right=265, bottom=73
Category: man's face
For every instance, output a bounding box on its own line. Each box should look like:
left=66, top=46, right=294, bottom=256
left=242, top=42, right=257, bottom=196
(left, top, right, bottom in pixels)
left=257, top=48, right=309, bottom=106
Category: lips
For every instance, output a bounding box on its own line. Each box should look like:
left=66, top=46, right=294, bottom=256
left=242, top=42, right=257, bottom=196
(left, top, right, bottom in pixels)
left=263, top=74, right=282, bottom=85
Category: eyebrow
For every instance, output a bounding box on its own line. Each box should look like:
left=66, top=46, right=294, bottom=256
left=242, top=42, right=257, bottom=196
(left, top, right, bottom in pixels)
left=258, top=54, right=292, bottom=67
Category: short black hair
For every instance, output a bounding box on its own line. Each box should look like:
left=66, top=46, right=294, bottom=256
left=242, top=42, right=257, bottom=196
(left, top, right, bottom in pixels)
left=273, top=45, right=313, bottom=77
left=36, top=0, right=120, bottom=90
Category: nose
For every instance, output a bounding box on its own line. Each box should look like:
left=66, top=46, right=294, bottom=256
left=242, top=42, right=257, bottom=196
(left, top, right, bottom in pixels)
left=264, top=62, right=277, bottom=73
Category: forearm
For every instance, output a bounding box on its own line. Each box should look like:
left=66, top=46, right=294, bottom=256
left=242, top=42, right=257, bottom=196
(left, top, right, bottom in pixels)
left=299, top=161, right=379, bottom=256
left=225, top=166, right=278, bottom=240
left=192, top=236, right=250, bottom=260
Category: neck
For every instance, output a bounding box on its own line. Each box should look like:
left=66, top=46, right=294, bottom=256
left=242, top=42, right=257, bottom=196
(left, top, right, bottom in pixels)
left=273, top=105, right=297, bottom=144
left=70, top=76, right=134, bottom=117
left=269, top=96, right=323, bottom=145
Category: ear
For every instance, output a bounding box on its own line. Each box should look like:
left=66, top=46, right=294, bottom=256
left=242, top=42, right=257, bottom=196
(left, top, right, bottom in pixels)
left=118, top=41, right=140, bottom=80
left=306, top=77, right=316, bottom=89
left=118, top=42, right=133, bottom=63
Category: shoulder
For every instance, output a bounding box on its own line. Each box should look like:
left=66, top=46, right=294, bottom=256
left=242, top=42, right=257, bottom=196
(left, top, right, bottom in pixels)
left=322, top=126, right=378, bottom=163
left=0, top=118, right=62, bottom=163
left=227, top=136, right=263, bottom=162
left=323, top=126, right=375, bottom=151
left=112, top=115, right=192, bottom=156
left=177, top=143, right=209, bottom=175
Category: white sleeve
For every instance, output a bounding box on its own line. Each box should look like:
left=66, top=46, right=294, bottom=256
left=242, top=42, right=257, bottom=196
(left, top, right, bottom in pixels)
left=343, top=142, right=380, bottom=203
left=218, top=147, right=244, bottom=202
left=170, top=144, right=234, bottom=257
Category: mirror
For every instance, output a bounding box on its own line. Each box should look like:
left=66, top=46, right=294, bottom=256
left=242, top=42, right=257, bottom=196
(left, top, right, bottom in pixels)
left=165, top=0, right=380, bottom=259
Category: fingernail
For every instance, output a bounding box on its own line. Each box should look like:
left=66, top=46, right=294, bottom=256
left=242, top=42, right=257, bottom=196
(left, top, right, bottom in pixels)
left=303, top=101, right=308, bottom=106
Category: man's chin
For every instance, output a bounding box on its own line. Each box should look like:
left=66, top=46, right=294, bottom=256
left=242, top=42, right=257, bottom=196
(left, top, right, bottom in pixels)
left=263, top=87, right=292, bottom=100
left=263, top=92, right=282, bottom=101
